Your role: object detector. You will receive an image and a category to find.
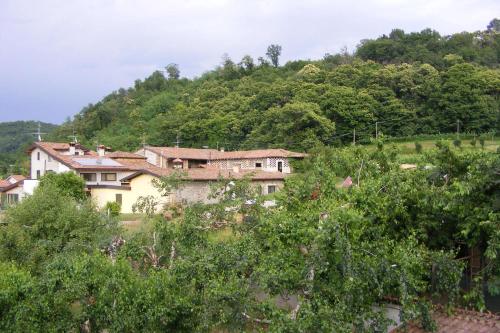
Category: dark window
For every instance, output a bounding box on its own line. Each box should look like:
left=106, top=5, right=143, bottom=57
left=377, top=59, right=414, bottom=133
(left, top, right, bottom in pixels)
left=7, top=194, right=19, bottom=204
left=255, top=162, right=262, bottom=168
left=115, top=194, right=122, bottom=205
left=81, top=173, right=97, bottom=181
left=101, top=173, right=117, bottom=181
left=267, top=185, right=276, bottom=194
left=37, top=152, right=40, bottom=160
left=277, top=161, right=283, bottom=172
left=36, top=170, right=41, bottom=179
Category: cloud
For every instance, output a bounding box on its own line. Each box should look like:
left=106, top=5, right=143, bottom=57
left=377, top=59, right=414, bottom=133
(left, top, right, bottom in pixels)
left=0, top=0, right=498, bottom=123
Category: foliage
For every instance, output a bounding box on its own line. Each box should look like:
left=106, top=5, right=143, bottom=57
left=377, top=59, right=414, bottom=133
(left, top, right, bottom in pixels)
left=0, top=183, right=117, bottom=272
left=48, top=20, right=499, bottom=152
left=38, top=171, right=86, bottom=201
left=132, top=195, right=159, bottom=217
left=415, top=141, right=423, bottom=153
left=103, top=201, right=121, bottom=217
left=0, top=121, right=57, bottom=177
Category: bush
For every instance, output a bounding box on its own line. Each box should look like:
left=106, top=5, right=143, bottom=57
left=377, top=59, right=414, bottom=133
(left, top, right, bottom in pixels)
left=479, top=137, right=485, bottom=149
left=415, top=142, right=423, bottom=154
left=38, top=172, right=86, bottom=200
left=453, top=139, right=461, bottom=148
left=104, top=201, right=121, bottom=217
left=470, top=138, right=476, bottom=147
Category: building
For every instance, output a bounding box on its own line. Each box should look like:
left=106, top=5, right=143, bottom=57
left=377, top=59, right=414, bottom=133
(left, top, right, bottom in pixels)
left=136, top=146, right=306, bottom=173
left=22, top=141, right=306, bottom=213
left=0, top=175, right=26, bottom=209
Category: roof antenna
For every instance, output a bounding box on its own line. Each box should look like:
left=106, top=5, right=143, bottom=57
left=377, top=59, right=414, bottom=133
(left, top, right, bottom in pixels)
left=173, top=132, right=181, bottom=148
left=68, top=127, right=78, bottom=143
left=29, top=122, right=47, bottom=142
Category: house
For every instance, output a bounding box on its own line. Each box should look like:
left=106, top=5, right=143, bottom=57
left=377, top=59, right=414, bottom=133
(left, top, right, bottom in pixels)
left=136, top=146, right=306, bottom=173
left=0, top=175, right=26, bottom=209
left=24, top=141, right=306, bottom=213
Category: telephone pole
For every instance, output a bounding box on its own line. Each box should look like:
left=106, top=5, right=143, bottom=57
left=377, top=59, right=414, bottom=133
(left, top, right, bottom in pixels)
left=375, top=121, right=386, bottom=139
left=353, top=128, right=356, bottom=145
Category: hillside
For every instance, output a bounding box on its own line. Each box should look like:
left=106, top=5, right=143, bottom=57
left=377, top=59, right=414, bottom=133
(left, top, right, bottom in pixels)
left=0, top=121, right=57, bottom=177
left=50, top=19, right=500, bottom=152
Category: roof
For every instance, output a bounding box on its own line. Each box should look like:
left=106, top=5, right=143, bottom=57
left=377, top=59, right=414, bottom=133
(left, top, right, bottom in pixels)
left=8, top=175, right=26, bottom=182
left=391, top=308, right=500, bottom=333
left=121, top=167, right=288, bottom=182
left=143, top=146, right=307, bottom=161
left=211, top=149, right=307, bottom=160
left=0, top=175, right=26, bottom=193
left=143, top=146, right=219, bottom=160
left=106, top=151, right=146, bottom=159
left=27, top=142, right=133, bottom=171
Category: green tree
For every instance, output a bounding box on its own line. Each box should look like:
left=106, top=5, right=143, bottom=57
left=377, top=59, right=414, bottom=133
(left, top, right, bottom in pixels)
left=266, top=44, right=282, bottom=67
left=165, top=63, right=180, bottom=80
left=38, top=171, right=86, bottom=201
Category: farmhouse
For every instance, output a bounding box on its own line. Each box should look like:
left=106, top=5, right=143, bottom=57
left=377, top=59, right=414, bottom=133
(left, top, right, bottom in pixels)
left=15, top=141, right=306, bottom=213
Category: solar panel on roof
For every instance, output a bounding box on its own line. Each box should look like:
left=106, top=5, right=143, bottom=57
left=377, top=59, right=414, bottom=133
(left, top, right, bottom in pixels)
left=73, top=158, right=122, bottom=166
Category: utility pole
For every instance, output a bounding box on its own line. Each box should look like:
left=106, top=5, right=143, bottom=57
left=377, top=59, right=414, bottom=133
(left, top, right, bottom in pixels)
left=353, top=128, right=356, bottom=145
left=375, top=121, right=386, bottom=139
left=456, top=120, right=460, bottom=139
left=173, top=132, right=181, bottom=148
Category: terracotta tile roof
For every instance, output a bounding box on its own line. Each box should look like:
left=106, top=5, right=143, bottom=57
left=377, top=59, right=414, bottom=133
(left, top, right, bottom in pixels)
left=27, top=142, right=133, bottom=171
left=143, top=146, right=219, bottom=160
left=106, top=151, right=146, bottom=159
left=0, top=175, right=25, bottom=193
left=121, top=166, right=288, bottom=182
left=143, top=146, right=307, bottom=161
left=8, top=175, right=26, bottom=182
left=391, top=308, right=500, bottom=333
left=211, top=149, right=307, bottom=160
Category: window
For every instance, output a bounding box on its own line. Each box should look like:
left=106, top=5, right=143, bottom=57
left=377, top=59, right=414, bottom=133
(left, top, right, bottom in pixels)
left=37, top=152, right=40, bottom=160
left=267, top=185, right=276, bottom=194
left=277, top=161, right=283, bottom=172
left=255, top=162, right=262, bottom=168
left=115, top=194, right=122, bottom=205
left=81, top=173, right=97, bottom=181
left=36, top=170, right=40, bottom=179
left=101, top=173, right=117, bottom=181
left=7, top=194, right=19, bottom=204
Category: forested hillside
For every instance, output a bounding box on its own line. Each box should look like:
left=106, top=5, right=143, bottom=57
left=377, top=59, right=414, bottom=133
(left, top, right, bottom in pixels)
left=51, top=20, right=499, bottom=152
left=0, top=121, right=57, bottom=177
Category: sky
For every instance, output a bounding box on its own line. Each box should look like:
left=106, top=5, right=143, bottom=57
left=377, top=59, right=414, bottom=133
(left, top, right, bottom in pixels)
left=0, top=0, right=498, bottom=124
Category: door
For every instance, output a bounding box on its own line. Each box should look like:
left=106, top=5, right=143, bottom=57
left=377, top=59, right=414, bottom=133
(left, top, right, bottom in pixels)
left=277, top=161, right=283, bottom=172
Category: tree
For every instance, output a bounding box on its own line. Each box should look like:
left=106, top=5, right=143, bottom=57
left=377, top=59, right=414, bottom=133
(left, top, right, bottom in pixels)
left=266, top=44, right=282, bottom=67
left=38, top=171, right=86, bottom=201
left=165, top=63, right=180, bottom=80
left=487, top=18, right=500, bottom=32
left=239, top=55, right=255, bottom=72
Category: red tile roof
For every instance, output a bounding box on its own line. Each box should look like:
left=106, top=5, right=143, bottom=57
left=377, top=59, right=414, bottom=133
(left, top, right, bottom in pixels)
left=0, top=175, right=26, bottom=192
left=142, top=146, right=307, bottom=160
left=28, top=142, right=133, bottom=171
left=143, top=146, right=219, bottom=160
left=391, top=308, right=500, bottom=333
left=106, top=151, right=146, bottom=159
left=211, top=148, right=307, bottom=160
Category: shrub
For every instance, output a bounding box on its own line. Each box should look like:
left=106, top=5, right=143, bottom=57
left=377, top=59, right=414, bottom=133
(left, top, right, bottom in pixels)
left=453, top=139, right=461, bottom=148
left=104, top=201, right=121, bottom=217
left=38, top=172, right=86, bottom=200
left=479, top=137, right=485, bottom=149
left=415, top=142, right=423, bottom=154
left=470, top=138, right=476, bottom=147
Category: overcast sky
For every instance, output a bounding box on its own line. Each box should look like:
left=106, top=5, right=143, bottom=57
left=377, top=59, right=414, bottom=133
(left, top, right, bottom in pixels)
left=0, top=0, right=498, bottom=124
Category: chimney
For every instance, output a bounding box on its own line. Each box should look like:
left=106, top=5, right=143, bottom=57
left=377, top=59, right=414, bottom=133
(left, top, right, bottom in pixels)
left=98, top=145, right=106, bottom=157
left=69, top=142, right=76, bottom=155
